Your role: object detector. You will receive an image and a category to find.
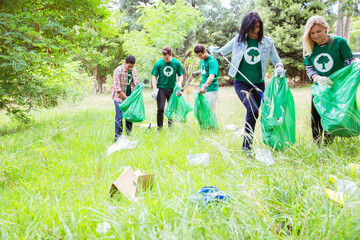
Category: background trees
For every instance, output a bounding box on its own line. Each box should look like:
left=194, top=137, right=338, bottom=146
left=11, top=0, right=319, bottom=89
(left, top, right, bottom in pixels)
left=1, top=0, right=359, bottom=121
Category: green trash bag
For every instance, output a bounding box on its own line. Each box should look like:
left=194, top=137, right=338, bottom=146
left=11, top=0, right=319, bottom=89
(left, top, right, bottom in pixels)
left=164, top=85, right=193, bottom=122
left=312, top=63, right=360, bottom=137
left=118, top=82, right=145, bottom=123
left=261, top=75, right=296, bottom=150
left=193, top=92, right=218, bottom=130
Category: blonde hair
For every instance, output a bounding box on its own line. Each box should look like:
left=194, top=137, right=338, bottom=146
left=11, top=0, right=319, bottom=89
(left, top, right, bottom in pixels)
left=302, top=16, right=329, bottom=57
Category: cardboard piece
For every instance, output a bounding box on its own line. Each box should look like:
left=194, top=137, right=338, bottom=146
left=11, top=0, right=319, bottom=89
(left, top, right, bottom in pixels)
left=110, top=167, right=155, bottom=200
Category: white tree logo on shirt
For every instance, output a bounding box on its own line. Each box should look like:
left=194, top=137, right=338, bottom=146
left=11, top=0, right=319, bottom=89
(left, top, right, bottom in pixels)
left=244, top=47, right=261, bottom=64
left=200, top=63, right=206, bottom=74
left=314, top=53, right=334, bottom=73
left=163, top=66, right=174, bottom=77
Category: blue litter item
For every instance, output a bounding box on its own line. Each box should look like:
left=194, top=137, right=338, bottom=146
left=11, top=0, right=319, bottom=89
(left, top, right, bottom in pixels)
left=190, top=186, right=231, bottom=204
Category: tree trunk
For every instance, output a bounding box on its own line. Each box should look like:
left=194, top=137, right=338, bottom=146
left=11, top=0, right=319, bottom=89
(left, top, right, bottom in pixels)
left=336, top=0, right=344, bottom=37
left=344, top=13, right=352, bottom=43
left=92, top=66, right=98, bottom=95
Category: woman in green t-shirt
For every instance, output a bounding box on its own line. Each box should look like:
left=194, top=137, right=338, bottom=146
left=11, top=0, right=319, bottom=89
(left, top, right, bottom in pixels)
left=217, top=12, right=285, bottom=154
left=302, top=15, right=356, bottom=145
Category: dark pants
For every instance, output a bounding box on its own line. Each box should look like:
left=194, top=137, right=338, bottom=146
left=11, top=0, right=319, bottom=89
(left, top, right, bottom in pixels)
left=114, top=100, right=133, bottom=141
left=311, top=96, right=334, bottom=145
left=234, top=81, right=265, bottom=150
left=157, top=88, right=173, bottom=128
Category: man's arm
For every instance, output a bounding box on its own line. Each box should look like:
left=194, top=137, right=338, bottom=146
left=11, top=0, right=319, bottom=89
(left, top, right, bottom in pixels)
left=117, top=90, right=127, bottom=99
left=152, top=75, right=157, bottom=89
left=177, top=75, right=184, bottom=86
left=199, top=74, right=215, bottom=94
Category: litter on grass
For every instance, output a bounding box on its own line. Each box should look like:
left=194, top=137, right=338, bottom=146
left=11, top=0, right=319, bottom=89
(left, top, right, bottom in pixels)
left=254, top=148, right=275, bottom=166
left=190, top=186, right=231, bottom=205
left=96, top=222, right=111, bottom=234
left=329, top=175, right=357, bottom=195
left=326, top=188, right=345, bottom=204
left=326, top=175, right=358, bottom=204
left=186, top=153, right=210, bottom=166
left=110, top=166, right=155, bottom=201
left=107, top=136, right=139, bottom=156
left=225, top=124, right=239, bottom=131
left=346, top=163, right=360, bottom=173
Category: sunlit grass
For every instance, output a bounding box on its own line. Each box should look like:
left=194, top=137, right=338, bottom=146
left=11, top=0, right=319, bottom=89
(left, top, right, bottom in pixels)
left=1, top=86, right=360, bottom=239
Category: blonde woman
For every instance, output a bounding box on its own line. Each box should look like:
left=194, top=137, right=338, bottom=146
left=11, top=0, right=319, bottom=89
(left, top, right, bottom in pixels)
left=302, top=16, right=355, bottom=145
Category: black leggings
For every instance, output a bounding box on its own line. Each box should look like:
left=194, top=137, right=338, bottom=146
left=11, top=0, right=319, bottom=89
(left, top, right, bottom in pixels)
left=311, top=95, right=334, bottom=145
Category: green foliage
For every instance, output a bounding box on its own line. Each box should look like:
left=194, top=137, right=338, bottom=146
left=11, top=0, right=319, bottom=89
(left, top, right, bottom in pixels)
left=350, top=18, right=360, bottom=51
left=0, top=0, right=108, bottom=121
left=122, top=0, right=203, bottom=80
left=254, top=0, right=334, bottom=78
left=72, top=12, right=126, bottom=92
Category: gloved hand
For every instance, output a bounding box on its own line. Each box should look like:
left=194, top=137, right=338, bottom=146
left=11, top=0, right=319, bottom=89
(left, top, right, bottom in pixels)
left=274, top=68, right=286, bottom=78
left=199, top=83, right=209, bottom=94
left=152, top=88, right=159, bottom=100
left=208, top=46, right=220, bottom=58
left=314, top=75, right=334, bottom=87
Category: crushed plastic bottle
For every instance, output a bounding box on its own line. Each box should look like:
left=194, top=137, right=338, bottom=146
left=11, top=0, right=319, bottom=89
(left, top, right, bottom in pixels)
left=254, top=148, right=275, bottom=166
left=329, top=175, right=357, bottom=195
left=96, top=222, right=111, bottom=234
left=325, top=188, right=345, bottom=204
left=107, top=136, right=139, bottom=156
left=186, top=153, right=210, bottom=166
left=190, top=186, right=231, bottom=205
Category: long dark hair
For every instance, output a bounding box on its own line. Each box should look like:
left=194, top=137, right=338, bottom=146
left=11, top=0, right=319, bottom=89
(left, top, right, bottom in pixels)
left=238, top=12, right=263, bottom=42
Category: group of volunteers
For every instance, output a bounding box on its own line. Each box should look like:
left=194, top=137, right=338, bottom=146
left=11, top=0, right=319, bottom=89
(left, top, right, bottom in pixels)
left=111, top=11, right=359, bottom=154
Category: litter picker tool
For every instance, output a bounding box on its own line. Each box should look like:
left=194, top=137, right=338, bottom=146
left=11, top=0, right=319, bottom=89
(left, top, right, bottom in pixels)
left=145, top=101, right=157, bottom=133
left=177, top=71, right=194, bottom=96
left=218, top=52, right=264, bottom=101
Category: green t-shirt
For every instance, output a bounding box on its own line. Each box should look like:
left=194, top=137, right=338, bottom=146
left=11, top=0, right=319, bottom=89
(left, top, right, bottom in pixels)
left=235, top=38, right=262, bottom=83
left=304, top=36, right=353, bottom=77
left=151, top=58, right=184, bottom=89
left=200, top=55, right=219, bottom=92
left=125, top=70, right=132, bottom=96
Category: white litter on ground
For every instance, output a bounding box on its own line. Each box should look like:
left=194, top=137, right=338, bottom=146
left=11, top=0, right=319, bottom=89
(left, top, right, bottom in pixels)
left=186, top=153, right=210, bottom=166
left=107, top=136, right=139, bottom=156
left=96, top=222, right=111, bottom=234
left=254, top=148, right=275, bottom=166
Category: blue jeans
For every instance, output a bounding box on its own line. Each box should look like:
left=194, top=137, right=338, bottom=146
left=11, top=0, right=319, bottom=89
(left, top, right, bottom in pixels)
left=234, top=81, right=265, bottom=150
left=114, top=100, right=133, bottom=141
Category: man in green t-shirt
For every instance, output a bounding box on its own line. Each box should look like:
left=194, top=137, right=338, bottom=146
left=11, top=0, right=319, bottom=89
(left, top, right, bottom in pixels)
left=194, top=44, right=219, bottom=120
left=151, top=46, right=184, bottom=128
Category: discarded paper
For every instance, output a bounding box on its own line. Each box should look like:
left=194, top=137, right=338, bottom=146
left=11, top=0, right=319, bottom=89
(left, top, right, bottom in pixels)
left=110, top=166, right=154, bottom=201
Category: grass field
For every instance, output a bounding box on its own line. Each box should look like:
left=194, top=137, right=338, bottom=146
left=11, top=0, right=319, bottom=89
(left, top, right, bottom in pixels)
left=1, top=86, right=360, bottom=239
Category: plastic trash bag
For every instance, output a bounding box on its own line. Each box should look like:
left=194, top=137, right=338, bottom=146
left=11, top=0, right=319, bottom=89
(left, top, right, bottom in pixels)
left=164, top=85, right=193, bottom=122
left=254, top=148, right=275, bottom=166
left=312, top=63, right=360, bottom=137
left=186, top=153, right=210, bottom=166
left=261, top=75, right=296, bottom=150
left=193, top=92, right=219, bottom=130
left=190, top=186, right=231, bottom=205
left=119, top=82, right=145, bottom=123
left=107, top=136, right=139, bottom=156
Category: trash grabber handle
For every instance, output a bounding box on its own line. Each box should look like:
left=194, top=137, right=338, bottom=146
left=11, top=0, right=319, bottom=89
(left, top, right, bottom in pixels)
left=145, top=100, right=157, bottom=133
left=219, top=53, right=265, bottom=101
left=181, top=71, right=194, bottom=92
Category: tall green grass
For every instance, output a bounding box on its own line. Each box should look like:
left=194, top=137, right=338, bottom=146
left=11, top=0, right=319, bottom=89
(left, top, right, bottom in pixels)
left=1, top=86, right=360, bottom=239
